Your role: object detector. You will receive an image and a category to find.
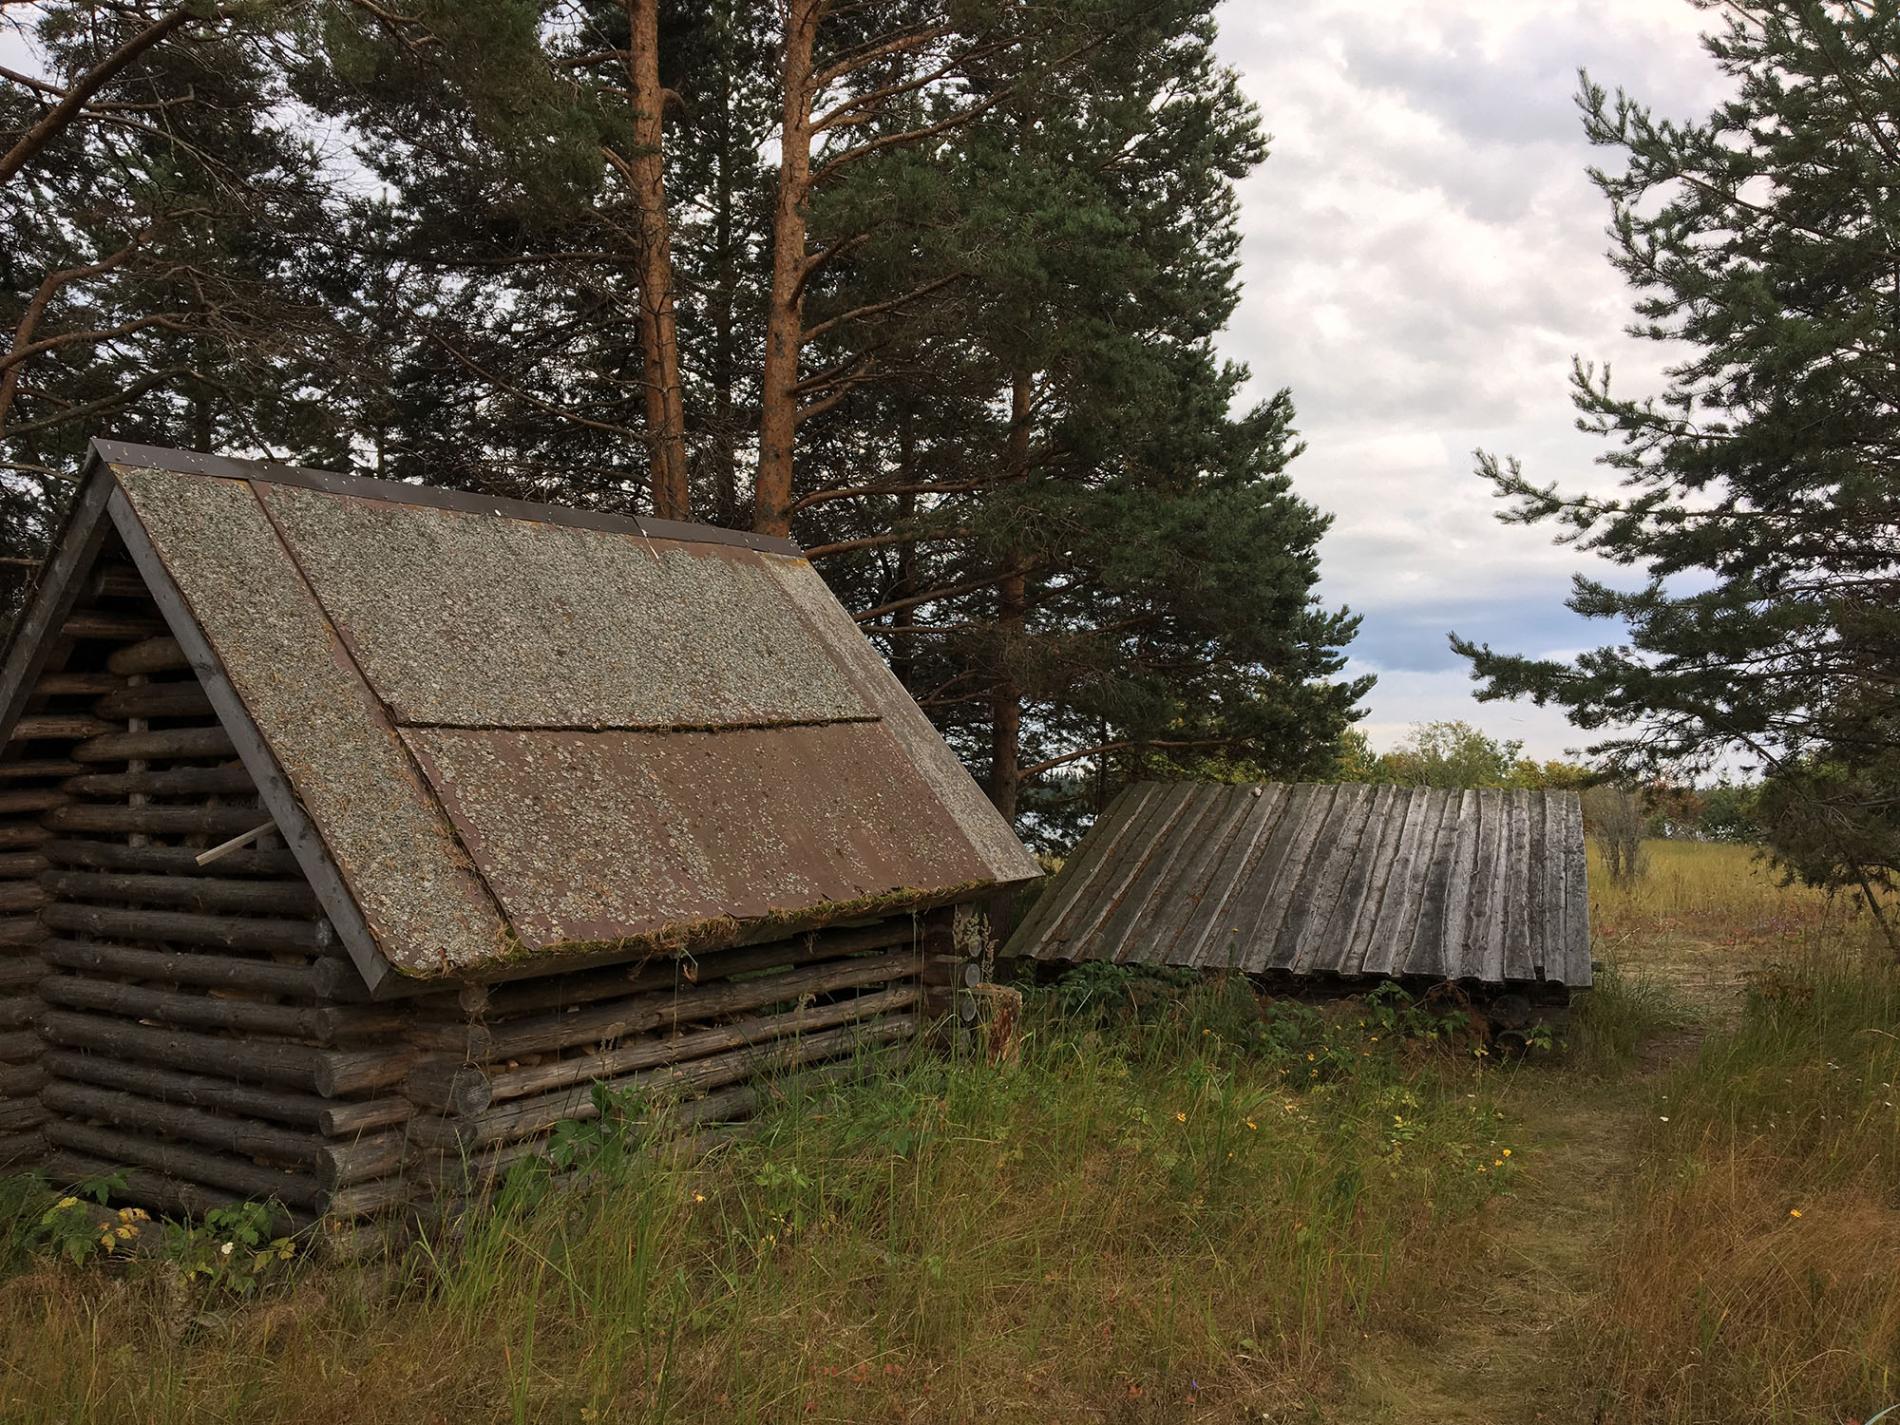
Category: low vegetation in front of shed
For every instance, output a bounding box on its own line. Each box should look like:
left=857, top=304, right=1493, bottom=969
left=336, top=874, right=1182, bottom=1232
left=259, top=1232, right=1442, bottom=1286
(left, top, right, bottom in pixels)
left=0, top=972, right=1532, bottom=1421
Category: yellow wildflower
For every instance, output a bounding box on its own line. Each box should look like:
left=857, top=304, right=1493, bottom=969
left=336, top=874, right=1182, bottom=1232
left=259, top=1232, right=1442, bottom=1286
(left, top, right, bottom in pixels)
left=693, top=1192, right=706, bottom=1204
left=1245, top=1119, right=1258, bottom=1131
left=1174, top=1111, right=1187, bottom=1123
left=1501, top=1148, right=1512, bottom=1158
left=1789, top=1208, right=1803, bottom=1219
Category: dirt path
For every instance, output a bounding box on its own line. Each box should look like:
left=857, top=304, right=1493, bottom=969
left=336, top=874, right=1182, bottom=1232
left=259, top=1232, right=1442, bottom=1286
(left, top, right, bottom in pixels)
left=1340, top=976, right=1731, bottom=1423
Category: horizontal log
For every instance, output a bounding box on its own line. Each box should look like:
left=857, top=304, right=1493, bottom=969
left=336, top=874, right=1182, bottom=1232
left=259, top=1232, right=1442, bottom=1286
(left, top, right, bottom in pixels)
left=0, top=917, right=45, bottom=946
left=318, top=1096, right=416, bottom=1138
left=0, top=824, right=50, bottom=848
left=42, top=901, right=330, bottom=954
left=39, top=1050, right=411, bottom=1138
left=44, top=1149, right=308, bottom=1233
left=414, top=1011, right=917, bottom=1151
left=428, top=948, right=920, bottom=1061
left=40, top=1081, right=406, bottom=1189
left=0, top=788, right=70, bottom=816
left=0, top=880, right=44, bottom=913
left=0, top=957, right=44, bottom=993
left=10, top=713, right=118, bottom=743
left=44, top=838, right=302, bottom=879
left=41, top=870, right=320, bottom=917
left=37, top=672, right=122, bottom=697
left=46, top=1121, right=322, bottom=1210
left=71, top=725, right=235, bottom=763
left=321, top=1169, right=418, bottom=1219
left=38, top=1010, right=413, bottom=1095
left=464, top=920, right=921, bottom=1020
left=0, top=759, right=82, bottom=782
left=0, top=1027, right=40, bottom=1062
left=0, top=1097, right=47, bottom=1132
left=482, top=983, right=921, bottom=1108
left=0, top=852, right=47, bottom=879
left=42, top=939, right=329, bottom=999
left=0, top=961, right=42, bottom=995
left=0, top=1060, right=43, bottom=1097
left=0, top=1129, right=43, bottom=1167
left=61, top=766, right=256, bottom=799
left=39, top=976, right=407, bottom=1046
left=44, top=1080, right=316, bottom=1168
left=92, top=566, right=148, bottom=600
left=45, top=803, right=268, bottom=838
left=0, top=993, right=38, bottom=1028
left=62, top=611, right=166, bottom=641
left=106, top=636, right=189, bottom=677
left=93, top=681, right=213, bottom=721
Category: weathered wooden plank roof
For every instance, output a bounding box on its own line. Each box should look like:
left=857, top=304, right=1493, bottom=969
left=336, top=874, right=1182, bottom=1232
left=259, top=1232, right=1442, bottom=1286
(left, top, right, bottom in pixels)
left=0, top=441, right=1040, bottom=990
left=1005, top=782, right=1592, bottom=987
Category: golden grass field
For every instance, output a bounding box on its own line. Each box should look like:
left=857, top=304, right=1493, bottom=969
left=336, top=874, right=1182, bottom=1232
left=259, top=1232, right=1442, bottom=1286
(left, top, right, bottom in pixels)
left=0, top=839, right=1892, bottom=1424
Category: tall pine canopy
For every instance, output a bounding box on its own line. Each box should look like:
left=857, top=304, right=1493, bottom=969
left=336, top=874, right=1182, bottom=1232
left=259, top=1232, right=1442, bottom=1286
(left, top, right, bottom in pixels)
left=2, top=0, right=1367, bottom=840
left=1454, top=1, right=1900, bottom=913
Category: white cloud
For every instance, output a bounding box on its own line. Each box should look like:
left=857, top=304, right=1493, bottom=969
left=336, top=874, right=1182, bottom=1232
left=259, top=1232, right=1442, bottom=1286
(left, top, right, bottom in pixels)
left=1216, top=0, right=1729, bottom=759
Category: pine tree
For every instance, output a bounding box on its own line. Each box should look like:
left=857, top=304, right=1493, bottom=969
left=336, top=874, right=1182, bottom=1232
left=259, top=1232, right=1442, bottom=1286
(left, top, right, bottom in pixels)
left=1453, top=2, right=1900, bottom=921
left=0, top=2, right=334, bottom=616
left=797, top=2, right=1367, bottom=833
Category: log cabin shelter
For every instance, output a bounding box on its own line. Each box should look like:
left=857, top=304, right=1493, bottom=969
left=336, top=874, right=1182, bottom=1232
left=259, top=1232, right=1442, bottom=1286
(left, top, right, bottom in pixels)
left=1005, top=781, right=1592, bottom=995
left=0, top=439, right=1039, bottom=1223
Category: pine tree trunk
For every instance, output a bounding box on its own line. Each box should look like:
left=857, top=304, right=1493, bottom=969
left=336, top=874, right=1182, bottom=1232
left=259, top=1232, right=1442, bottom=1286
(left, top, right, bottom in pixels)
left=710, top=79, right=739, bottom=526
left=754, top=0, right=820, bottom=538
left=987, top=369, right=1033, bottom=821
left=890, top=405, right=919, bottom=689
left=627, top=0, right=690, bottom=521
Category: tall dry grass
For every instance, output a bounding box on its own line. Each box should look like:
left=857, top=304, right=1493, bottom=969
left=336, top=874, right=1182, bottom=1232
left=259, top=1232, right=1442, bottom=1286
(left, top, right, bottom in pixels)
left=0, top=979, right=1528, bottom=1424
left=1575, top=843, right=1900, bottom=1424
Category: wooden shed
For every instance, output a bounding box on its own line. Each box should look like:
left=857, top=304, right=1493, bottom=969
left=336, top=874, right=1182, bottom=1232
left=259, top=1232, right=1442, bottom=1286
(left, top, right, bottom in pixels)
left=0, top=440, right=1039, bottom=1227
left=1005, top=781, right=1591, bottom=994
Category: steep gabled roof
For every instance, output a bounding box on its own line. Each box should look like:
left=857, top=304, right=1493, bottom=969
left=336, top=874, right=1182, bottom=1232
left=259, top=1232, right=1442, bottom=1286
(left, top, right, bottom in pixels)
left=1005, top=782, right=1591, bottom=987
left=0, top=441, right=1039, bottom=994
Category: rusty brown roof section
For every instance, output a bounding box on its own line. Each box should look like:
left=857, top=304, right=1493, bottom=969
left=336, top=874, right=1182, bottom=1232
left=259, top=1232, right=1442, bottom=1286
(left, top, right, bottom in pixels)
left=1005, top=782, right=1592, bottom=988
left=95, top=441, right=1040, bottom=983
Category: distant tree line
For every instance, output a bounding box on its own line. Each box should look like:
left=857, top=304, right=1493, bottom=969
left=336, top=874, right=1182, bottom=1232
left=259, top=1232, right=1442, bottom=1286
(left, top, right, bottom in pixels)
left=0, top=0, right=1369, bottom=843
left=1333, top=721, right=1591, bottom=794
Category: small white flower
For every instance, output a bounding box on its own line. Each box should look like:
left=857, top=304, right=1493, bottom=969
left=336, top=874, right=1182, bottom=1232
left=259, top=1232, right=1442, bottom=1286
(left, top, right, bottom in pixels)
left=220, top=1241, right=234, bottom=1256
left=1659, top=1116, right=1670, bottom=1122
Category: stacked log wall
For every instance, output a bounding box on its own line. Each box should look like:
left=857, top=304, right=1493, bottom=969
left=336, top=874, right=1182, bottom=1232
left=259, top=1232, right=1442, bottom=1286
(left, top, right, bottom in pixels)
left=3, top=536, right=964, bottom=1223
left=402, top=914, right=948, bottom=1194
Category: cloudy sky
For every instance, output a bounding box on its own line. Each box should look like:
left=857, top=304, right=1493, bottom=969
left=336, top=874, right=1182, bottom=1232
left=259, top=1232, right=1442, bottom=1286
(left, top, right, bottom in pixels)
left=1213, top=0, right=1733, bottom=759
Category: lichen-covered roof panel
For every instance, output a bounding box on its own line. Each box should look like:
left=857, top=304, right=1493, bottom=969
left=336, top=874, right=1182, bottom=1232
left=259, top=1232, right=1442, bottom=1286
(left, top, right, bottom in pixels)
left=400, top=723, right=997, bottom=952
left=255, top=482, right=868, bottom=730
left=113, top=467, right=510, bottom=975
left=1006, top=782, right=1593, bottom=988
left=762, top=557, right=1043, bottom=884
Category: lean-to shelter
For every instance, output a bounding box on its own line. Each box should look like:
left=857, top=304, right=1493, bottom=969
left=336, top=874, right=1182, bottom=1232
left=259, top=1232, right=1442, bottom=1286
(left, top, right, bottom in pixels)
left=1005, top=781, right=1591, bottom=991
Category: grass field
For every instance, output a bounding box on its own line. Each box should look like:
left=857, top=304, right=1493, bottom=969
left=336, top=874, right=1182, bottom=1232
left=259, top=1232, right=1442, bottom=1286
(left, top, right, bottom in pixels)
left=0, top=840, right=1893, bottom=1423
